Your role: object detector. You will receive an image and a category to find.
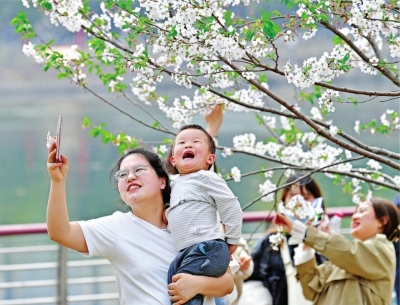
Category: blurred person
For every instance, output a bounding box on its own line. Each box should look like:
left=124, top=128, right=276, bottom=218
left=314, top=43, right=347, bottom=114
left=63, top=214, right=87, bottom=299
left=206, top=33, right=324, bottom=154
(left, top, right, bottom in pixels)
left=46, top=144, right=234, bottom=305
left=243, top=226, right=287, bottom=305
left=165, top=124, right=243, bottom=305
left=274, top=197, right=399, bottom=305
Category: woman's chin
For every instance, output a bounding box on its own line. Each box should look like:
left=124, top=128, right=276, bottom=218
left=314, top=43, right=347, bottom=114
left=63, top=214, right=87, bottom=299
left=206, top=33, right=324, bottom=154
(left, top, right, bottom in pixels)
left=350, top=227, right=359, bottom=238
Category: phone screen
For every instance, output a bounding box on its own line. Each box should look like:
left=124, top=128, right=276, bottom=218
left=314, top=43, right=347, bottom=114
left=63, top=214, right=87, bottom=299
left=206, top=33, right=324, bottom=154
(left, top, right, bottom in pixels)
left=56, top=115, right=62, bottom=162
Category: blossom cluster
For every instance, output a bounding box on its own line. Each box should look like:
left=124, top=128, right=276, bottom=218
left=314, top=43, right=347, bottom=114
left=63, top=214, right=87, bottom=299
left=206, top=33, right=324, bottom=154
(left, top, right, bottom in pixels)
left=284, top=44, right=351, bottom=90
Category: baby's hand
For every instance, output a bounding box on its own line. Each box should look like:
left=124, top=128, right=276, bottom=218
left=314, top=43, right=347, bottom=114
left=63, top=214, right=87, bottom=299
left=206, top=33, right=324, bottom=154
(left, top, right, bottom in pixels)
left=228, top=244, right=237, bottom=256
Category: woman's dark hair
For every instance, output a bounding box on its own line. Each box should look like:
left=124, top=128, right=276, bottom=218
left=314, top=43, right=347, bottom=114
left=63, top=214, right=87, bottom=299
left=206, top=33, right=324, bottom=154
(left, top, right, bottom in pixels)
left=110, top=148, right=171, bottom=208
left=370, top=197, right=400, bottom=242
left=165, top=124, right=217, bottom=174
left=280, top=173, right=322, bottom=202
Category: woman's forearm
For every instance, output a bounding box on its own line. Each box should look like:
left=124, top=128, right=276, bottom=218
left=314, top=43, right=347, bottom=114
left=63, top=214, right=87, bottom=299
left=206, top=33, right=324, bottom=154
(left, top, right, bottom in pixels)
left=198, top=269, right=234, bottom=297
left=168, top=269, right=234, bottom=303
left=47, top=180, right=87, bottom=252
left=47, top=180, right=71, bottom=242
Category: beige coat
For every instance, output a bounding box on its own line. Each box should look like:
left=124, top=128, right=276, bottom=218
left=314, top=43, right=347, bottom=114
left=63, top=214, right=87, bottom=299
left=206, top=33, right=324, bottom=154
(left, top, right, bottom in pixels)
left=296, top=227, right=395, bottom=305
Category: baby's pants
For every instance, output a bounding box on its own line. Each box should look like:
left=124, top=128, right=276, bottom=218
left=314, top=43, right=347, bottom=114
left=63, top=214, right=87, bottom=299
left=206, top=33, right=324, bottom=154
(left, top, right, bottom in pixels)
left=168, top=239, right=230, bottom=305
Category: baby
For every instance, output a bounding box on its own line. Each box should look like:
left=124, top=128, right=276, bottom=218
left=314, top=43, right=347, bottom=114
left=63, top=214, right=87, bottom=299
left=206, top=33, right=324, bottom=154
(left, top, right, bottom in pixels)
left=165, top=124, right=243, bottom=305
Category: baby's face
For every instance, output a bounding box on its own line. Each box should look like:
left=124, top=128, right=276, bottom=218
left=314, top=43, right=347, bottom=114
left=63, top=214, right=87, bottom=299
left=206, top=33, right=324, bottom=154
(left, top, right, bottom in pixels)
left=170, top=128, right=214, bottom=175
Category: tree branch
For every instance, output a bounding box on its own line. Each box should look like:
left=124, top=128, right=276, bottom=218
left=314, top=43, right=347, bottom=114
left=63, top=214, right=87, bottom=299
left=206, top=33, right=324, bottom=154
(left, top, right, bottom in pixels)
left=320, top=20, right=400, bottom=87
left=220, top=147, right=399, bottom=191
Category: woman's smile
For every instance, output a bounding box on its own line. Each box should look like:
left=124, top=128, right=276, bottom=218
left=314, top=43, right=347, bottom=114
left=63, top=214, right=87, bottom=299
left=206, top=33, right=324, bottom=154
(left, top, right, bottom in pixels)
left=127, top=182, right=141, bottom=192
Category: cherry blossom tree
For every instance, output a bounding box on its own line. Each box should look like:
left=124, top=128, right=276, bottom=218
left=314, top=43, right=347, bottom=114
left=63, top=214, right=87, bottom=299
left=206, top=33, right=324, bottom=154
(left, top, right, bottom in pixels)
left=12, top=0, right=400, bottom=209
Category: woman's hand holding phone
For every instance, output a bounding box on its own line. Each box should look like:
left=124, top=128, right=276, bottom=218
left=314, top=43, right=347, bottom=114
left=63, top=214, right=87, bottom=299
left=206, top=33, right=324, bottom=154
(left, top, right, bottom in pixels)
left=46, top=115, right=62, bottom=163
left=46, top=115, right=68, bottom=183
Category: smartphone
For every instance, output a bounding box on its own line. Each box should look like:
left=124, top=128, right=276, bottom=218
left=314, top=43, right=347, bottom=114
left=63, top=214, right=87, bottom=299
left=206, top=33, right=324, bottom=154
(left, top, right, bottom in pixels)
left=56, top=115, right=62, bottom=162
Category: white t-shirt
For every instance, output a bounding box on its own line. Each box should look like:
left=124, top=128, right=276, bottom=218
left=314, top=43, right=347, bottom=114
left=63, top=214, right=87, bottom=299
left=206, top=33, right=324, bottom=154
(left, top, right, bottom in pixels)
left=77, top=211, right=216, bottom=305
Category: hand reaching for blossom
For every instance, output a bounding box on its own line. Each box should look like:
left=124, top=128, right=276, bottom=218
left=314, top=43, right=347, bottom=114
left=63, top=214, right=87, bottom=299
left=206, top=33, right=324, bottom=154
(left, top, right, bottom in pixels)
left=273, top=214, right=294, bottom=233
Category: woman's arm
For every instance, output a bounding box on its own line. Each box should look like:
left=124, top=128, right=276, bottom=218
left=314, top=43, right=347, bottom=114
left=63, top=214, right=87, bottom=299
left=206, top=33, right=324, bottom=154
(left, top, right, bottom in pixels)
left=47, top=142, right=88, bottom=252
left=275, top=213, right=395, bottom=279
left=304, top=226, right=394, bottom=280
left=168, top=268, right=234, bottom=305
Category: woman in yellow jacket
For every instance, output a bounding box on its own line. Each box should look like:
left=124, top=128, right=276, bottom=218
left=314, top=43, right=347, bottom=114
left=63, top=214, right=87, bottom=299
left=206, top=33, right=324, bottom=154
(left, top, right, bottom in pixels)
left=273, top=197, right=399, bottom=305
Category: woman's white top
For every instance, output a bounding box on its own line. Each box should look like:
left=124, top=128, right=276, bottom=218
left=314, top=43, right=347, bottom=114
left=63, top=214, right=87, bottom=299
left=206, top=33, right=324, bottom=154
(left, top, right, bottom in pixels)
left=77, top=211, right=217, bottom=305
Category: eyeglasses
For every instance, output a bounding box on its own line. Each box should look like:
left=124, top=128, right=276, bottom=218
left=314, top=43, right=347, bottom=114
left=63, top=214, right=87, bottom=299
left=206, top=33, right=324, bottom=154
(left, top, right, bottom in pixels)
left=114, top=164, right=151, bottom=182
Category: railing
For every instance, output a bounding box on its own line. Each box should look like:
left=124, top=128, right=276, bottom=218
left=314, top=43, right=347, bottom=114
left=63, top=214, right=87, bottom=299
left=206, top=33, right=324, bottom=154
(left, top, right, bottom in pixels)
left=0, top=208, right=355, bottom=305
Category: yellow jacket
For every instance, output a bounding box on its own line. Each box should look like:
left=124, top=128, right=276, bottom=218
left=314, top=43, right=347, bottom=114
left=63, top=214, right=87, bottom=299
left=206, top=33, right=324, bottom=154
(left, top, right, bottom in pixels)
left=296, top=227, right=395, bottom=305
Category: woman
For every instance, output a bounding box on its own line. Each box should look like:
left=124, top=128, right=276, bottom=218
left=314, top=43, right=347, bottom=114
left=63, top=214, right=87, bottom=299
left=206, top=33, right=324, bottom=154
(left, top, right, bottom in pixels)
left=46, top=143, right=234, bottom=305
left=273, top=197, right=399, bottom=305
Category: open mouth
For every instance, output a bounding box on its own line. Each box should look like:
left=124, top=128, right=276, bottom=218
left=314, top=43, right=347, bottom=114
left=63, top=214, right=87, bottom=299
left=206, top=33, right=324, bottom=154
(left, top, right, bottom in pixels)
left=183, top=151, right=195, bottom=159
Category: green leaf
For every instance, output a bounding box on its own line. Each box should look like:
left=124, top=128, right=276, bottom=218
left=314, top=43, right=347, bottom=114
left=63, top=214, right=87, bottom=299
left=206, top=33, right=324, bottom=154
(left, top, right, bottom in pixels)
left=255, top=115, right=263, bottom=125
left=259, top=74, right=268, bottom=83
left=41, top=1, right=53, bottom=10
left=89, top=128, right=100, bottom=138
left=262, top=21, right=280, bottom=39
left=224, top=10, right=233, bottom=27
left=245, top=30, right=256, bottom=41
left=167, top=25, right=178, bottom=38
left=81, top=116, right=92, bottom=127
left=332, top=35, right=343, bottom=45
left=318, top=14, right=329, bottom=23
left=260, top=10, right=270, bottom=22
left=162, top=138, right=174, bottom=144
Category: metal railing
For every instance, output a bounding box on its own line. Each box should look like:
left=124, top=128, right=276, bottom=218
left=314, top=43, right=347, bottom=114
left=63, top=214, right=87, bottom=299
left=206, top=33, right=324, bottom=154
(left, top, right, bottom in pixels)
left=0, top=208, right=355, bottom=305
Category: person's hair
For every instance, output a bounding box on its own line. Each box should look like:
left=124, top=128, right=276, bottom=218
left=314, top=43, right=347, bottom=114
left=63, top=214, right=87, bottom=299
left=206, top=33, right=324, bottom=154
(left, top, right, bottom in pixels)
left=280, top=173, right=322, bottom=202
left=165, top=124, right=216, bottom=174
left=110, top=148, right=171, bottom=209
left=369, top=197, right=400, bottom=242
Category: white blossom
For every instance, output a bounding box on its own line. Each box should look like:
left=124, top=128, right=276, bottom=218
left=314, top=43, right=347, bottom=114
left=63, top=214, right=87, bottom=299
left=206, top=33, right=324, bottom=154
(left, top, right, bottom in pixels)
left=329, top=125, right=338, bottom=135
left=258, top=179, right=277, bottom=202
left=231, top=167, right=241, bottom=182
left=354, top=120, right=360, bottom=134
left=367, top=159, right=382, bottom=170
left=345, top=150, right=352, bottom=159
